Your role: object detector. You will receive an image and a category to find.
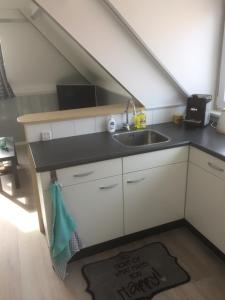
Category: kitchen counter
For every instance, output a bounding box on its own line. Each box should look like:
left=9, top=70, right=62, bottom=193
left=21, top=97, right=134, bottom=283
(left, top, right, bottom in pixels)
left=29, top=122, right=225, bottom=172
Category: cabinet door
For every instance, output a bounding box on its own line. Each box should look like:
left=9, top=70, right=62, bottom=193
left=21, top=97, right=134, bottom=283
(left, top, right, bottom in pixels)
left=124, top=163, right=187, bottom=235
left=62, top=175, right=123, bottom=247
left=186, top=163, right=225, bottom=253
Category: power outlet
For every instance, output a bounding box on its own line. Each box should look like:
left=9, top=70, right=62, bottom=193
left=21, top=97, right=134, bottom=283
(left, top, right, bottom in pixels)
left=41, top=131, right=52, bottom=141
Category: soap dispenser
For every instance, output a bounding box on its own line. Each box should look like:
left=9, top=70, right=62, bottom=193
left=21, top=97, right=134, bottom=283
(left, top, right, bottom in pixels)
left=107, top=115, right=117, bottom=133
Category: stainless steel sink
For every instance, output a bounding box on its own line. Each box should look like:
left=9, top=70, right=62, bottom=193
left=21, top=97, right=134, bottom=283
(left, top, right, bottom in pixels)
left=113, top=129, right=170, bottom=147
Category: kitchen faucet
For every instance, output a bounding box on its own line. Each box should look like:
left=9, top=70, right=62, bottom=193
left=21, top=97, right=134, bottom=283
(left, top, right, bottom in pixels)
left=123, top=99, right=137, bottom=131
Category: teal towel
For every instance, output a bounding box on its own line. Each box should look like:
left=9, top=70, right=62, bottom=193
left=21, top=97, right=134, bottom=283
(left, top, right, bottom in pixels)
left=50, top=182, right=76, bottom=264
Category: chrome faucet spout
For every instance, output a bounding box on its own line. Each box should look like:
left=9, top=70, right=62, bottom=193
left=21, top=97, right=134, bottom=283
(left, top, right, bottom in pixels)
left=123, top=99, right=137, bottom=131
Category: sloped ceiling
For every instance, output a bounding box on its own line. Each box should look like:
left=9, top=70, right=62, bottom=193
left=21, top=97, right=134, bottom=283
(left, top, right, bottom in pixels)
left=0, top=0, right=24, bottom=8
left=32, top=0, right=187, bottom=108
left=0, top=0, right=131, bottom=99
left=0, top=1, right=87, bottom=95
left=21, top=5, right=131, bottom=98
left=106, top=0, right=225, bottom=97
left=0, top=20, right=85, bottom=95
left=1, top=0, right=223, bottom=105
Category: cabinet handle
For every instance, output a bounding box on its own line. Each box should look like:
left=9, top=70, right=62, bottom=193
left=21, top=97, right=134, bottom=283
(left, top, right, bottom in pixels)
left=73, top=171, right=94, bottom=178
left=127, top=178, right=145, bottom=184
left=208, top=162, right=224, bottom=172
left=99, top=183, right=119, bottom=190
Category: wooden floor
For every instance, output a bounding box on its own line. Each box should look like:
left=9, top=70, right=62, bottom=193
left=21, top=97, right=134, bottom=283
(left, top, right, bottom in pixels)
left=0, top=146, right=225, bottom=300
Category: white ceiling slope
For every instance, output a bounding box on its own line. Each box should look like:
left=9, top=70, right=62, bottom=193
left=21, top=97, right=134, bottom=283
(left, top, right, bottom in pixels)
left=0, top=0, right=25, bottom=9
left=0, top=1, right=86, bottom=95
left=33, top=0, right=186, bottom=108
left=0, top=21, right=84, bottom=95
left=105, top=0, right=225, bottom=98
left=21, top=4, right=131, bottom=98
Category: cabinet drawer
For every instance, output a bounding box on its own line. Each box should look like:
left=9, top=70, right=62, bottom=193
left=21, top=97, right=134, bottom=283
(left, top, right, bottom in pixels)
left=57, top=158, right=122, bottom=187
left=123, top=146, right=188, bottom=173
left=189, top=147, right=225, bottom=181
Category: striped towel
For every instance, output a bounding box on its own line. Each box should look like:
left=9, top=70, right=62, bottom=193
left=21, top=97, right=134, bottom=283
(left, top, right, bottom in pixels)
left=52, top=231, right=83, bottom=279
left=50, top=182, right=83, bottom=280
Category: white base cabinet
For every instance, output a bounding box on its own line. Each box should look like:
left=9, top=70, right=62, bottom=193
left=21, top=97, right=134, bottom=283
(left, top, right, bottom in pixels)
left=62, top=175, right=123, bottom=247
left=124, top=163, right=187, bottom=235
left=37, top=146, right=188, bottom=248
left=186, top=162, right=225, bottom=253
left=37, top=158, right=123, bottom=248
left=37, top=145, right=225, bottom=256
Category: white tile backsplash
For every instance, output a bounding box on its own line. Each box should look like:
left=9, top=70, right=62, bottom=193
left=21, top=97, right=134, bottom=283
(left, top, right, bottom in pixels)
left=145, top=110, right=153, bottom=125
left=95, top=116, right=107, bottom=132
left=113, top=114, right=124, bottom=130
left=25, top=122, right=52, bottom=142
left=24, top=105, right=186, bottom=142
left=174, top=105, right=186, bottom=115
left=152, top=107, right=174, bottom=124
left=74, top=117, right=96, bottom=135
left=51, top=120, right=74, bottom=139
left=121, top=112, right=134, bottom=128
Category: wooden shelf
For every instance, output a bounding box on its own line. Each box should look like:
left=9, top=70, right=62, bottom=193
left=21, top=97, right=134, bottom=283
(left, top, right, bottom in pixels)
left=17, top=103, right=144, bottom=125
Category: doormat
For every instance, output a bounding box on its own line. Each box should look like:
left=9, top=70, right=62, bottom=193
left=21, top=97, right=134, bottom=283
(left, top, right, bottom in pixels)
left=82, top=242, right=190, bottom=300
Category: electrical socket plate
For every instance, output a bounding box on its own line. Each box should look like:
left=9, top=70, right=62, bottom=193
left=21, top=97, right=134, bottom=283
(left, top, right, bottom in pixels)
left=41, top=131, right=52, bottom=141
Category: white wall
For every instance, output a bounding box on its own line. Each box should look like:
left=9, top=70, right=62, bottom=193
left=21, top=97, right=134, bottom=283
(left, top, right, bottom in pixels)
left=0, top=15, right=86, bottom=95
left=35, top=0, right=186, bottom=108
left=217, top=20, right=225, bottom=108
left=107, top=0, right=225, bottom=97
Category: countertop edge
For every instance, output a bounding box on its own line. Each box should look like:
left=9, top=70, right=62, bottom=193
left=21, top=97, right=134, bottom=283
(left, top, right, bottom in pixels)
left=34, top=141, right=191, bottom=173
left=30, top=124, right=225, bottom=173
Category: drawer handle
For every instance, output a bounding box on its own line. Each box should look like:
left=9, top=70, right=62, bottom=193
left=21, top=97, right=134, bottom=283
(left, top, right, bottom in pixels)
left=73, top=171, right=94, bottom=178
left=127, top=178, right=145, bottom=184
left=208, top=162, right=224, bottom=172
left=99, top=184, right=118, bottom=190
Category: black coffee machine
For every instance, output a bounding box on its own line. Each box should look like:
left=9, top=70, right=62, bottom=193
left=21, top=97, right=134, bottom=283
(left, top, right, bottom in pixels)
left=184, top=94, right=212, bottom=127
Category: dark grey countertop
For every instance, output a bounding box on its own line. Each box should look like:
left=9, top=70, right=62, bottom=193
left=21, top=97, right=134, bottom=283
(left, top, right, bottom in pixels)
left=29, top=123, right=225, bottom=172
